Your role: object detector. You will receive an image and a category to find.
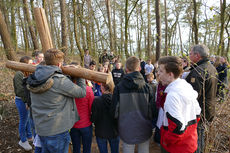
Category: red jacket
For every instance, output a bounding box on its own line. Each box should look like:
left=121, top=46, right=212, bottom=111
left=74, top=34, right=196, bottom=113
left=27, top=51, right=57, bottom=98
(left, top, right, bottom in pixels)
left=73, top=86, right=94, bottom=128
left=160, top=79, right=201, bottom=153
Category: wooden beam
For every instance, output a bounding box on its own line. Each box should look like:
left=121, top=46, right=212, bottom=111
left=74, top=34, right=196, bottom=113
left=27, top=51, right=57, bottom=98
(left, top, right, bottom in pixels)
left=6, top=60, right=113, bottom=85
left=34, top=8, right=53, bottom=52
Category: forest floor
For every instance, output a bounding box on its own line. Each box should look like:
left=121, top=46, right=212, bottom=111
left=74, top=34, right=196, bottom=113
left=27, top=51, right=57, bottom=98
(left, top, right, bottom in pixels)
left=0, top=55, right=229, bottom=153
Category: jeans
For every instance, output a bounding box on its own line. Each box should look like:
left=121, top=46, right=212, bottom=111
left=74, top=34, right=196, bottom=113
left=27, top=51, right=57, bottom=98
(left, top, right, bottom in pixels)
left=96, top=136, right=120, bottom=153
left=35, top=147, right=42, bottom=153
left=70, top=125, right=92, bottom=153
left=39, top=131, right=71, bottom=153
left=15, top=97, right=32, bottom=142
left=123, top=139, right=150, bottom=153
left=196, top=124, right=205, bottom=153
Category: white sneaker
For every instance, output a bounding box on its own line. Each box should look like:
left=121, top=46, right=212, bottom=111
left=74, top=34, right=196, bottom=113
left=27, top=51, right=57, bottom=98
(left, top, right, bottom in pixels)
left=18, top=140, right=32, bottom=151
left=27, top=136, right=34, bottom=142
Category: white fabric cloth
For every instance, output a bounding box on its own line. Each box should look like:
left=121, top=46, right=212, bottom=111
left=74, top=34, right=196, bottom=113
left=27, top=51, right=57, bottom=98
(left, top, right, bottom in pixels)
left=33, top=135, right=41, bottom=147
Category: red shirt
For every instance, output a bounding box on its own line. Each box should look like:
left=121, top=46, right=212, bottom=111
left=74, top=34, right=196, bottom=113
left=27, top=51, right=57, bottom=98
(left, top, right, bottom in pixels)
left=73, top=86, right=94, bottom=128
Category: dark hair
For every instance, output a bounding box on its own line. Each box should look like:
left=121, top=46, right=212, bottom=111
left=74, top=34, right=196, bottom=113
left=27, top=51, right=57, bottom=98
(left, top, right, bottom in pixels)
left=125, top=56, right=140, bottom=72
left=158, top=56, right=183, bottom=79
left=19, top=56, right=32, bottom=64
left=34, top=51, right=43, bottom=57
left=89, top=60, right=96, bottom=66
left=44, top=48, right=64, bottom=65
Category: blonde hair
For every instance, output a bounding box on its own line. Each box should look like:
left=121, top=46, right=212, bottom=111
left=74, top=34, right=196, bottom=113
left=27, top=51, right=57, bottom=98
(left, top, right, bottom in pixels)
left=125, top=56, right=140, bottom=72
left=44, top=48, right=64, bottom=65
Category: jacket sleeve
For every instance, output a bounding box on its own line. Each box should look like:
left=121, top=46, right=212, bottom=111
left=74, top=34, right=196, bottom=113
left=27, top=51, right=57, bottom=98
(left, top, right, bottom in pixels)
left=55, top=76, right=86, bottom=98
left=13, top=71, right=26, bottom=102
left=110, top=85, right=119, bottom=119
left=148, top=84, right=158, bottom=120
left=91, top=98, right=99, bottom=123
left=88, top=87, right=95, bottom=113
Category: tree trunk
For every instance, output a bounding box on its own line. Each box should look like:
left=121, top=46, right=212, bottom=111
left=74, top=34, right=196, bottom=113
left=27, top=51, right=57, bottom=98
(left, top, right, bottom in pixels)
left=11, top=0, right=17, bottom=51
left=124, top=0, right=139, bottom=58
left=0, top=9, right=17, bottom=60
left=147, top=0, right=151, bottom=58
left=217, top=0, right=226, bottom=56
left=164, top=0, right=168, bottom=56
left=106, top=0, right=114, bottom=52
left=178, top=22, right=183, bottom=55
left=23, top=0, right=39, bottom=51
left=86, top=0, right=92, bottom=54
left=192, top=0, right=198, bottom=44
left=155, top=0, right=161, bottom=61
left=72, top=0, right=84, bottom=65
left=224, top=15, right=230, bottom=58
left=1, top=0, right=11, bottom=34
left=47, top=0, right=56, bottom=48
left=113, top=1, right=117, bottom=54
left=59, top=0, right=68, bottom=58
left=67, top=2, right=74, bottom=54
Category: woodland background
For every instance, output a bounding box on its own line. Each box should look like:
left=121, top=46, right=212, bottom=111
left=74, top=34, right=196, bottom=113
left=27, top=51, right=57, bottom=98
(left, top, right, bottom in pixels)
left=0, top=0, right=230, bottom=63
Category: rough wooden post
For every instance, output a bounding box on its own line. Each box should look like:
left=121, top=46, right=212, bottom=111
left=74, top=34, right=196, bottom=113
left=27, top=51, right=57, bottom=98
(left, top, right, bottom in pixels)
left=5, top=60, right=113, bottom=85
left=34, top=8, right=53, bottom=52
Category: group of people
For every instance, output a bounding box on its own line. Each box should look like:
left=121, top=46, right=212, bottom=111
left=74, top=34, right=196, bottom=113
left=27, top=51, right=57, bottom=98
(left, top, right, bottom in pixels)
left=13, top=44, right=227, bottom=153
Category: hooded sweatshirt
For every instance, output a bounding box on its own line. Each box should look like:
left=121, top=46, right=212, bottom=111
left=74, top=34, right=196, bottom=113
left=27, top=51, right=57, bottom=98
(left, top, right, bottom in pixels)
left=160, top=78, right=201, bottom=153
left=91, top=94, right=118, bottom=139
left=27, top=65, right=86, bottom=136
left=111, top=71, right=157, bottom=144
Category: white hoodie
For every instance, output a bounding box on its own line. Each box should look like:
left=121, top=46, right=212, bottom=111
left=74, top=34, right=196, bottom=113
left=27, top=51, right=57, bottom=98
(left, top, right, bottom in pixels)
left=162, top=78, right=201, bottom=131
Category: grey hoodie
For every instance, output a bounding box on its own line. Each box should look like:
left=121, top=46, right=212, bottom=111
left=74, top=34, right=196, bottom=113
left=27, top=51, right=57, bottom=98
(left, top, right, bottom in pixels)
left=27, top=65, right=86, bottom=136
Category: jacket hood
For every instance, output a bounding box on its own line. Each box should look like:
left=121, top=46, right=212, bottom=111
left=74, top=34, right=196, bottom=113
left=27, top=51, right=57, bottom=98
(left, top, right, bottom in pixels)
left=123, top=71, right=145, bottom=89
left=165, top=78, right=198, bottom=103
left=101, top=94, right=112, bottom=109
left=27, top=65, right=62, bottom=87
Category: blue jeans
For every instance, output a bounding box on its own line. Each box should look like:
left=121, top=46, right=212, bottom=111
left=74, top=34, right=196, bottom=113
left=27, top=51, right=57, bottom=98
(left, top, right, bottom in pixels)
left=70, top=126, right=92, bottom=153
left=39, top=131, right=71, bottom=153
left=15, top=97, right=32, bottom=142
left=96, top=137, right=120, bottom=153
left=35, top=147, right=42, bottom=153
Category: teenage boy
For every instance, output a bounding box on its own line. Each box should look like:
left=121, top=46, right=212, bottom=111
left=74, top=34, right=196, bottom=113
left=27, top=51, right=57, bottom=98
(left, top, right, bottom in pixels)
left=33, top=51, right=44, bottom=65
left=157, top=56, right=201, bottom=153
left=27, top=48, right=86, bottom=153
left=111, top=56, right=157, bottom=153
left=111, top=61, right=124, bottom=86
left=145, top=59, right=154, bottom=75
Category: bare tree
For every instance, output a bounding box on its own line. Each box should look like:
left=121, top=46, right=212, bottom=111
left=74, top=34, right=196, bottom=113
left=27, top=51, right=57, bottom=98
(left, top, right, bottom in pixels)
left=147, top=0, right=151, bottom=58
left=164, top=0, right=168, bottom=56
left=59, top=0, right=68, bottom=57
left=192, top=0, right=198, bottom=44
left=0, top=9, right=17, bottom=60
left=106, top=0, right=114, bottom=52
left=155, top=0, right=162, bottom=61
left=124, top=0, right=139, bottom=58
left=217, top=0, right=226, bottom=55
left=23, top=0, right=39, bottom=50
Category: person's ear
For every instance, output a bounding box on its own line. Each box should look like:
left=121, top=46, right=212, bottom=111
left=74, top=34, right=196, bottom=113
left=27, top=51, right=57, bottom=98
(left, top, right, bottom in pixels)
left=138, top=66, right=141, bottom=71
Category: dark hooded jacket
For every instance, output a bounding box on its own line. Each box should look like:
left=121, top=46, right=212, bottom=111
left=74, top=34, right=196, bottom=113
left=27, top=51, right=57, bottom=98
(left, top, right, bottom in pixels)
left=186, top=58, right=217, bottom=122
left=111, top=71, right=157, bottom=144
left=91, top=94, right=118, bottom=139
left=26, top=65, right=86, bottom=136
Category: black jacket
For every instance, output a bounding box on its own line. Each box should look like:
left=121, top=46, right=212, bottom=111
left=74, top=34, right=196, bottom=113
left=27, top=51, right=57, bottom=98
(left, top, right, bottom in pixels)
left=112, top=68, right=124, bottom=85
left=91, top=94, right=118, bottom=139
left=111, top=71, right=157, bottom=144
left=186, top=58, right=217, bottom=122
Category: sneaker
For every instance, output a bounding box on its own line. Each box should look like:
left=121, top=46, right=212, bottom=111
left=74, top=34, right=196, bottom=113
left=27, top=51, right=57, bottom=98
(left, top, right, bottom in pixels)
left=18, top=140, right=32, bottom=151
left=27, top=136, right=34, bottom=142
